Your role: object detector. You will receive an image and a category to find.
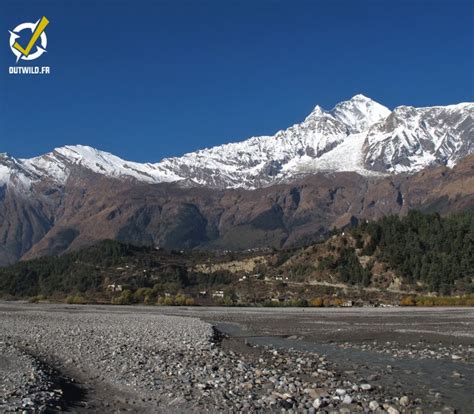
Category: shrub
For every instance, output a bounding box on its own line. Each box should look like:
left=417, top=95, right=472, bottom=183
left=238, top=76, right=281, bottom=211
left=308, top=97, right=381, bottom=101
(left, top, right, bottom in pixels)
left=185, top=297, right=196, bottom=306
left=310, top=297, right=324, bottom=307
left=144, top=294, right=154, bottom=305
left=220, top=297, right=234, bottom=306
left=156, top=296, right=173, bottom=306
left=156, top=294, right=195, bottom=306
left=65, top=295, right=87, bottom=304
left=400, top=296, right=416, bottom=306
left=133, top=287, right=153, bottom=303
left=28, top=295, right=47, bottom=303
left=111, top=289, right=133, bottom=305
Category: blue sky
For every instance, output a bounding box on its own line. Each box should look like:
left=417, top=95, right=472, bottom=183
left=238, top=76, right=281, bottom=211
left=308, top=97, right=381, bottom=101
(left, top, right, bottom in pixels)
left=1, top=0, right=473, bottom=162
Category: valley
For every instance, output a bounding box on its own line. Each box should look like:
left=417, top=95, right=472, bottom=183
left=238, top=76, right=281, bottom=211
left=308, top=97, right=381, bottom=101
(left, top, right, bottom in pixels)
left=1, top=2, right=472, bottom=413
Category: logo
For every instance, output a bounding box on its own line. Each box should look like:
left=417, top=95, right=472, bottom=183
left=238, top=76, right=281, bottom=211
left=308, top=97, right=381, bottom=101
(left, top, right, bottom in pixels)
left=8, top=16, right=50, bottom=75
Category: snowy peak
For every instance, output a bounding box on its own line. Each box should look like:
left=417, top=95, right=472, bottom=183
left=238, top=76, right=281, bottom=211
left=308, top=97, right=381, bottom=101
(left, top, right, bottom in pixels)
left=304, top=104, right=327, bottom=119
left=330, top=94, right=391, bottom=133
left=2, top=97, right=473, bottom=191
left=303, top=95, right=390, bottom=130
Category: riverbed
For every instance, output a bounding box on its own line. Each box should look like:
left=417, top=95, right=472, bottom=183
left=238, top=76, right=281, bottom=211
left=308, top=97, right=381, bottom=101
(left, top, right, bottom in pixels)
left=0, top=303, right=472, bottom=413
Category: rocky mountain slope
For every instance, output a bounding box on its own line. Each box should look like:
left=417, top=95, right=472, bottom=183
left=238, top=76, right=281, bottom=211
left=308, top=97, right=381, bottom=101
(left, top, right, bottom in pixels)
left=1, top=154, right=473, bottom=266
left=0, top=95, right=472, bottom=265
left=1, top=95, right=472, bottom=190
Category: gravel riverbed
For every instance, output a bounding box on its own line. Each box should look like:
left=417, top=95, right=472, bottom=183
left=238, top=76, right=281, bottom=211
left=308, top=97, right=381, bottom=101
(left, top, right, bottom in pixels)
left=0, top=342, right=64, bottom=412
left=0, top=303, right=472, bottom=413
left=337, top=340, right=474, bottom=363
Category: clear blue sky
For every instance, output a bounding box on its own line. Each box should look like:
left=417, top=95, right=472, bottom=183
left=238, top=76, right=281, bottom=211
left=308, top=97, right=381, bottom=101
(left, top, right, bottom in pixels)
left=1, top=0, right=473, bottom=162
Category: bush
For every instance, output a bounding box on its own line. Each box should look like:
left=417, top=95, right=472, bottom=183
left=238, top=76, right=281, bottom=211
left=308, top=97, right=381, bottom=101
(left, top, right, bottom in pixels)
left=156, top=294, right=195, bottom=306
left=111, top=289, right=133, bottom=305
left=133, top=287, right=154, bottom=303
left=65, top=295, right=87, bottom=304
left=275, top=298, right=306, bottom=307
left=310, top=297, right=324, bottom=307
left=400, top=296, right=416, bottom=306
left=185, top=297, right=196, bottom=306
left=174, top=294, right=188, bottom=306
left=28, top=295, right=47, bottom=303
left=157, top=296, right=174, bottom=306
left=144, top=294, right=154, bottom=305
left=320, top=297, right=344, bottom=307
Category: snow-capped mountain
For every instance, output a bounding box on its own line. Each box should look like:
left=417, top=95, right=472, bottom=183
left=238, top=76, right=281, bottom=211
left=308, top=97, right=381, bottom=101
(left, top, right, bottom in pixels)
left=1, top=95, right=472, bottom=191
left=330, top=94, right=391, bottom=133
left=364, top=103, right=474, bottom=173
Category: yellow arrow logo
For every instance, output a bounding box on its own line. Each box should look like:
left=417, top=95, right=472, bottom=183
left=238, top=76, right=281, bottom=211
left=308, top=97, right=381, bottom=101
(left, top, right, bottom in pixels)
left=13, top=16, right=49, bottom=57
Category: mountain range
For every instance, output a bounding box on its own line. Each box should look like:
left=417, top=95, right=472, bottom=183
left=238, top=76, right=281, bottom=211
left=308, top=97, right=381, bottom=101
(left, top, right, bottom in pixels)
left=1, top=94, right=472, bottom=190
left=0, top=95, right=472, bottom=265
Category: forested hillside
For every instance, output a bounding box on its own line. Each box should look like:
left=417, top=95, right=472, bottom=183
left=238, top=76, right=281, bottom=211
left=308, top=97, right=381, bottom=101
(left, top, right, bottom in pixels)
left=0, top=211, right=472, bottom=304
left=352, top=211, right=474, bottom=295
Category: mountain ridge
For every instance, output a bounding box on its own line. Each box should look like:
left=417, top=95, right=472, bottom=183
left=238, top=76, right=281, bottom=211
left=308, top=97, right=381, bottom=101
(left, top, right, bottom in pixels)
left=1, top=95, right=472, bottom=190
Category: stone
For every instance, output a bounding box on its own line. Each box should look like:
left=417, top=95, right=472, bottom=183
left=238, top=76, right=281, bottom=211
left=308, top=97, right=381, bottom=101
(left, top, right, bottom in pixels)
left=369, top=400, right=379, bottom=411
left=400, top=396, right=409, bottom=406
left=309, top=388, right=329, bottom=399
left=360, top=383, right=372, bottom=391
left=342, top=395, right=353, bottom=404
left=312, top=398, right=323, bottom=409
left=21, top=398, right=33, bottom=407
